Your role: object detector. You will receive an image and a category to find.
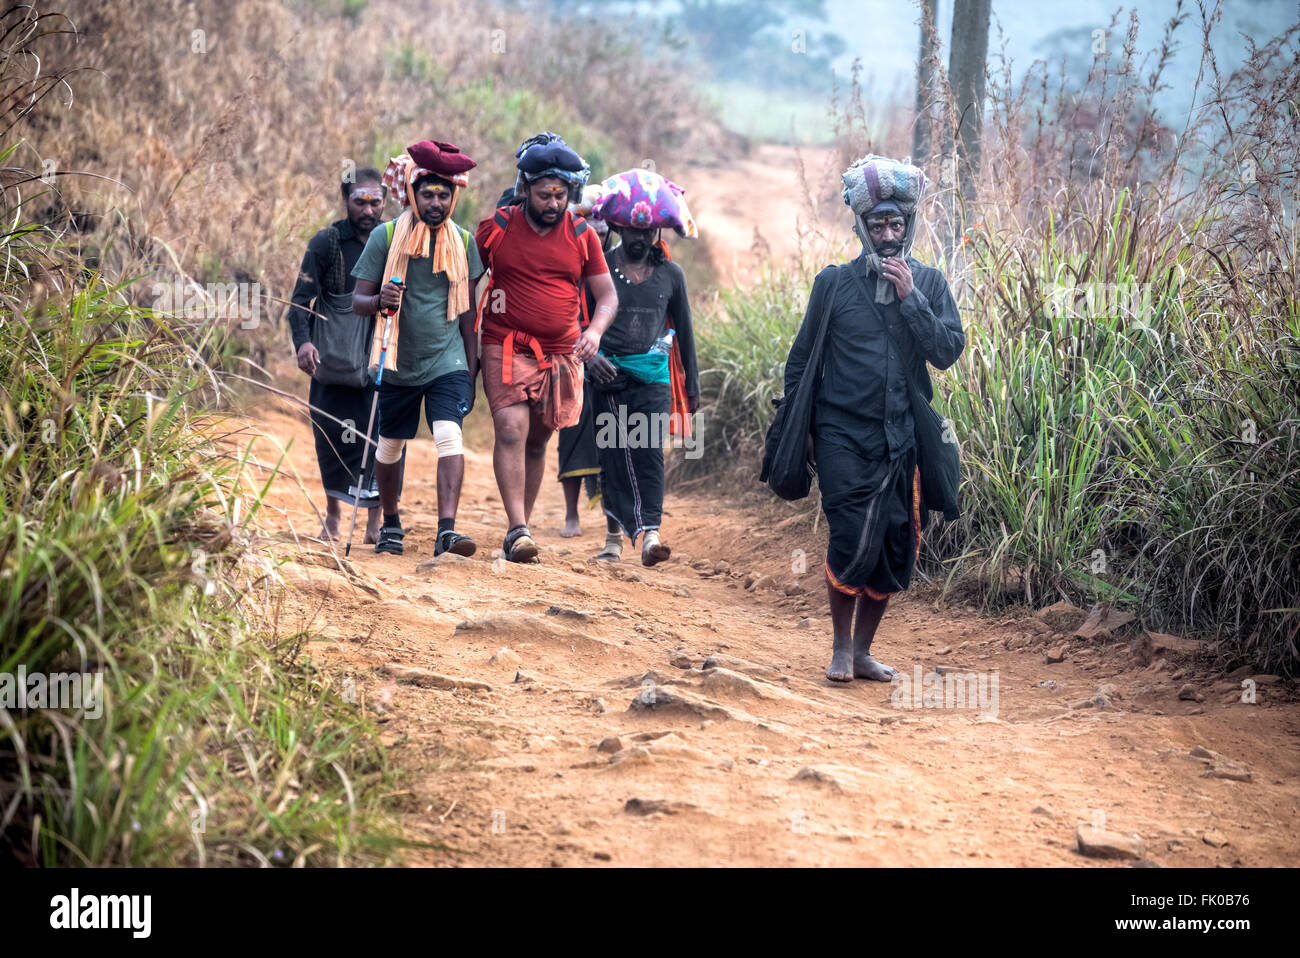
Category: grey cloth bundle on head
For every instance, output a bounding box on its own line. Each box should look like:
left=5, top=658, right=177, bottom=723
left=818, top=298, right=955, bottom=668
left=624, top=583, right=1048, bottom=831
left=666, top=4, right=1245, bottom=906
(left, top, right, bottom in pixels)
left=841, top=154, right=928, bottom=304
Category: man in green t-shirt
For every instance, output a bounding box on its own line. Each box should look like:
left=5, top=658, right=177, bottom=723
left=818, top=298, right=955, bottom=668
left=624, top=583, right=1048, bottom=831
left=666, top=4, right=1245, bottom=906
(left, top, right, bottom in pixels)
left=352, top=141, right=484, bottom=557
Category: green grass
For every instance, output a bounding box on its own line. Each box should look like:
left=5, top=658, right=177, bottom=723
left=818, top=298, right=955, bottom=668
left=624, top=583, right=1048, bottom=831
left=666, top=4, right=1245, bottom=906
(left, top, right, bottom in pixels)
left=0, top=7, right=405, bottom=865
left=0, top=273, right=407, bottom=865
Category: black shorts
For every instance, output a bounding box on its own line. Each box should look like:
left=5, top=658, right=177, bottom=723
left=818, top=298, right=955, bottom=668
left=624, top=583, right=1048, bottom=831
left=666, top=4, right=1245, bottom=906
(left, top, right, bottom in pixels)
left=377, top=370, right=472, bottom=441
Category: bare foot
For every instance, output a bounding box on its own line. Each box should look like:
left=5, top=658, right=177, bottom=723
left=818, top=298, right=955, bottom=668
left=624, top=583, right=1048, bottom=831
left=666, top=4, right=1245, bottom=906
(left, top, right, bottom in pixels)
left=853, top=652, right=898, bottom=681
left=826, top=637, right=854, bottom=683
left=363, top=510, right=381, bottom=545
left=561, top=517, right=581, bottom=537
left=320, top=516, right=341, bottom=541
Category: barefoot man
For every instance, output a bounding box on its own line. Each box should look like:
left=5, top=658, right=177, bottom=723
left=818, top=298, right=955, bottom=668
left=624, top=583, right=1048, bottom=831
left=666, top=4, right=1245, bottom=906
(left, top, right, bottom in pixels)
left=352, top=140, right=484, bottom=557
left=780, top=154, right=964, bottom=682
left=287, top=167, right=388, bottom=543
left=474, top=132, right=617, bottom=562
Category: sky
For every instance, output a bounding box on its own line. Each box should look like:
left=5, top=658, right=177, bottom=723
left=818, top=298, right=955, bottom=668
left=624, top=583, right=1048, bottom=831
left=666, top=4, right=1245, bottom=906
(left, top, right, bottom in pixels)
left=820, top=0, right=1297, bottom=120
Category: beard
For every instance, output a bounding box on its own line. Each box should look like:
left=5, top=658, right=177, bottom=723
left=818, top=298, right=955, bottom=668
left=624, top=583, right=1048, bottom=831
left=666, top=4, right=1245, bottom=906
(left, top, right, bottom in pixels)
left=353, top=213, right=379, bottom=232
left=420, top=207, right=447, bottom=228
left=527, top=201, right=562, bottom=227
left=623, top=241, right=649, bottom=261
left=875, top=240, right=902, bottom=258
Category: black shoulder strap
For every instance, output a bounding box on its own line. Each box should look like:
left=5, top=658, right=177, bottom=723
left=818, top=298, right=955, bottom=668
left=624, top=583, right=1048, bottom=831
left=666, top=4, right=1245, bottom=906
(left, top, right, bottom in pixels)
left=816, top=265, right=847, bottom=369
left=810, top=265, right=843, bottom=383
left=572, top=217, right=589, bottom=238
left=322, top=224, right=346, bottom=294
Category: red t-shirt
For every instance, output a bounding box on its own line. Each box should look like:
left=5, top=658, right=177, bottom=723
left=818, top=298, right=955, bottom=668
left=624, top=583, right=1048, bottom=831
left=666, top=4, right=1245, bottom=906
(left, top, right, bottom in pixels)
left=476, top=209, right=608, bottom=354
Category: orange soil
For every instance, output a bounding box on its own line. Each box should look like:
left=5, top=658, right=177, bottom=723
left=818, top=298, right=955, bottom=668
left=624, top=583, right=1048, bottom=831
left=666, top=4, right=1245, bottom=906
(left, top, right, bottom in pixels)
left=242, top=398, right=1300, bottom=868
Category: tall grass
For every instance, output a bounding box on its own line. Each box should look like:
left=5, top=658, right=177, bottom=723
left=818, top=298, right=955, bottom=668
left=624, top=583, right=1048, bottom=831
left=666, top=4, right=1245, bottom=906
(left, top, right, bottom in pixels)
left=1, top=4, right=402, bottom=866
left=697, top=4, right=1300, bottom=672
left=26, top=0, right=728, bottom=369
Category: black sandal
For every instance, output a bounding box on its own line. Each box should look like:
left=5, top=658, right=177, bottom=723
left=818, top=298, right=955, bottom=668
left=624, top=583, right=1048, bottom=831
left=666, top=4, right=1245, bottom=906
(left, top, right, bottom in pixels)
left=503, top=525, right=539, bottom=563
left=435, top=529, right=477, bottom=557
left=375, top=525, right=406, bottom=555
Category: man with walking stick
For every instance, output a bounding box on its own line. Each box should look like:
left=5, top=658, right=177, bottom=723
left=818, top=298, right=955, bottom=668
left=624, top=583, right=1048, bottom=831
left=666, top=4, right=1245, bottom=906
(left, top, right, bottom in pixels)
left=351, top=140, right=485, bottom=557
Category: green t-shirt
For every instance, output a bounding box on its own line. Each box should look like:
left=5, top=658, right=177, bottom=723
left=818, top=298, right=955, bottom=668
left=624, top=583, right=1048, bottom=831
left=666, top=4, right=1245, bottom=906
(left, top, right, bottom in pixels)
left=351, top=219, right=485, bottom=386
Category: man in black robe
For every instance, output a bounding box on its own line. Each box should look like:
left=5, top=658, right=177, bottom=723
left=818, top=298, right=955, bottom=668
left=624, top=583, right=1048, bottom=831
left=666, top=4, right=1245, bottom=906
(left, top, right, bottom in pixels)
left=782, top=154, right=964, bottom=682
left=287, top=168, right=392, bottom=542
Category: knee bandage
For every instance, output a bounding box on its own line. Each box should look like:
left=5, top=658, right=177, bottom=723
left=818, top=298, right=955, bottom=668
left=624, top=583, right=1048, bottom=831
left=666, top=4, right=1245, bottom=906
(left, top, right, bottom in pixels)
left=432, top=420, right=463, bottom=458
left=375, top=435, right=406, bottom=465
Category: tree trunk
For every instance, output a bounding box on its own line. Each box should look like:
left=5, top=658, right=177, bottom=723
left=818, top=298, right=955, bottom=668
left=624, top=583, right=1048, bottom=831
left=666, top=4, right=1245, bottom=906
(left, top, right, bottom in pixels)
left=948, top=0, right=991, bottom=223
left=913, top=0, right=940, bottom=166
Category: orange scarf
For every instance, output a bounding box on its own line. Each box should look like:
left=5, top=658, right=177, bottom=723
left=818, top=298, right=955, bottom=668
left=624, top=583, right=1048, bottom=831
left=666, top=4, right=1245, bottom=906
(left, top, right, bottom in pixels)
left=371, top=155, right=471, bottom=375
left=656, top=239, right=693, bottom=438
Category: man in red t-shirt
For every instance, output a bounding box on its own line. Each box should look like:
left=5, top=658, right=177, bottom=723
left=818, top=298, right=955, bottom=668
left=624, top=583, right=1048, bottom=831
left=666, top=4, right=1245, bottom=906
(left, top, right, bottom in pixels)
left=476, top=145, right=617, bottom=562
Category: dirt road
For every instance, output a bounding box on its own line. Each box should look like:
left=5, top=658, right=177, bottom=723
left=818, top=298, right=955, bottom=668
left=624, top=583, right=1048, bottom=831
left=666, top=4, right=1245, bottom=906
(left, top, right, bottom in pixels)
left=248, top=401, right=1300, bottom=867
left=682, top=143, right=845, bottom=285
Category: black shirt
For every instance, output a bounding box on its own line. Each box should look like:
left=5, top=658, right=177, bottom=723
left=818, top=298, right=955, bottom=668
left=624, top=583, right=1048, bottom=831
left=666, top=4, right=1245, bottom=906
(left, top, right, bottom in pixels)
left=783, top=252, right=964, bottom=461
left=588, top=248, right=701, bottom=398
left=287, top=217, right=370, bottom=353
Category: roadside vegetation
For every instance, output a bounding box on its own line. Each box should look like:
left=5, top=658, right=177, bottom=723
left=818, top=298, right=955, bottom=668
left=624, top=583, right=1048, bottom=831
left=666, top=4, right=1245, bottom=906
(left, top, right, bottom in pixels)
left=697, top=9, right=1300, bottom=673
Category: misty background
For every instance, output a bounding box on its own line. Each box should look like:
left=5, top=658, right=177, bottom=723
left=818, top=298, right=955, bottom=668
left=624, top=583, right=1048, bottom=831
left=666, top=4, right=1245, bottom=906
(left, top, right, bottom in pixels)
left=527, top=0, right=1297, bottom=143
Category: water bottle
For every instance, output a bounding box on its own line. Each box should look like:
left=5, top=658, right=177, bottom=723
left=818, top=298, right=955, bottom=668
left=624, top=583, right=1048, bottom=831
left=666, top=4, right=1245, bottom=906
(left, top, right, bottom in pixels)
left=648, top=328, right=675, bottom=355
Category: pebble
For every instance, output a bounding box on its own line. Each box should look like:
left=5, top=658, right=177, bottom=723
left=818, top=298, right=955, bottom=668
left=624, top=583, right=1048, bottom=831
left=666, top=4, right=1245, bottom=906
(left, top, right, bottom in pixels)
left=609, top=746, right=652, bottom=767
left=1177, top=684, right=1203, bottom=701
left=546, top=605, right=593, bottom=622
left=669, top=649, right=694, bottom=669
left=1045, top=646, right=1067, bottom=664
left=1076, top=823, right=1144, bottom=860
left=489, top=647, right=521, bottom=667
left=793, top=766, right=844, bottom=791
left=596, top=736, right=623, bottom=754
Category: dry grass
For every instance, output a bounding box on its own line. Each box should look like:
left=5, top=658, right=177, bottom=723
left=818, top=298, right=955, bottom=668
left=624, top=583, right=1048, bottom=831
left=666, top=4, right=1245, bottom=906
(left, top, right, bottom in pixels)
left=25, top=0, right=728, bottom=375
left=695, top=2, right=1300, bottom=671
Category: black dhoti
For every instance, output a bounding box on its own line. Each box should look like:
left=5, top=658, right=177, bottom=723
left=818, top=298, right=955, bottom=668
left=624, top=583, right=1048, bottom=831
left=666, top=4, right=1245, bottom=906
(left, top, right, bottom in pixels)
left=818, top=438, right=923, bottom=599
left=557, top=382, right=601, bottom=508
left=308, top=376, right=381, bottom=508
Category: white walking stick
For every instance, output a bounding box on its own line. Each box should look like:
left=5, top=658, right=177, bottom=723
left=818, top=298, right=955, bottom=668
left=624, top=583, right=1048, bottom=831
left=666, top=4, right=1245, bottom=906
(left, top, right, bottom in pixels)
left=345, top=276, right=402, bottom=557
